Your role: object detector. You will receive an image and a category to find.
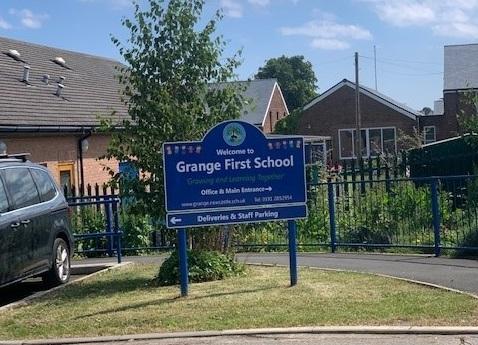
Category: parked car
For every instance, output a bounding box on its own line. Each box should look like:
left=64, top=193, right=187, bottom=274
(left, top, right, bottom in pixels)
left=0, top=154, right=73, bottom=288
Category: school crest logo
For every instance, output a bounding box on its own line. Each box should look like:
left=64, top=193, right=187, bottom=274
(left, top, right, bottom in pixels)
left=223, top=122, right=246, bottom=146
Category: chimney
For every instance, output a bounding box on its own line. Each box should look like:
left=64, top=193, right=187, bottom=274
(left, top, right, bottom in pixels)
left=434, top=99, right=444, bottom=115
left=59, top=76, right=65, bottom=84
left=56, top=83, right=64, bottom=97
left=22, top=65, right=30, bottom=83
left=42, top=74, right=50, bottom=85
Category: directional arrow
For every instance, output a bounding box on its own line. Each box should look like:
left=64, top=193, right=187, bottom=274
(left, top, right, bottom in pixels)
left=170, top=216, right=182, bottom=225
left=266, top=186, right=272, bottom=191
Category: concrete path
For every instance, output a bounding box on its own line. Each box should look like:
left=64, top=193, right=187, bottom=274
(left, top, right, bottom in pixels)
left=57, top=334, right=478, bottom=345
left=75, top=252, right=478, bottom=295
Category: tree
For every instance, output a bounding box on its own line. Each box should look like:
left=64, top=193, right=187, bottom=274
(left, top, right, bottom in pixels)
left=104, top=0, right=245, bottom=222
left=255, top=55, right=318, bottom=111
left=420, top=107, right=432, bottom=115
left=458, top=90, right=478, bottom=135
left=273, top=108, right=301, bottom=135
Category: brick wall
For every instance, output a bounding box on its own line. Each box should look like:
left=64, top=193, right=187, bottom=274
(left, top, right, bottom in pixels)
left=297, top=84, right=417, bottom=162
left=262, top=84, right=289, bottom=134
left=1, top=133, right=118, bottom=189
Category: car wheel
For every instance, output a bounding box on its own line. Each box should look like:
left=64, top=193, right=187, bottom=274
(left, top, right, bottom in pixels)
left=44, top=238, right=71, bottom=286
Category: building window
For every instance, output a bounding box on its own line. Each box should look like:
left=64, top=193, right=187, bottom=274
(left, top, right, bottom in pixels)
left=338, top=127, right=396, bottom=160
left=339, top=129, right=354, bottom=159
left=58, top=162, right=75, bottom=194
left=423, top=126, right=436, bottom=145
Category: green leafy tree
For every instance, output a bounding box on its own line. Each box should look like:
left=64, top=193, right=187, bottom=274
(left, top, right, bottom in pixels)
left=255, top=55, right=318, bottom=111
left=458, top=90, right=478, bottom=135
left=273, top=108, right=301, bottom=135
left=104, top=0, right=245, bottom=222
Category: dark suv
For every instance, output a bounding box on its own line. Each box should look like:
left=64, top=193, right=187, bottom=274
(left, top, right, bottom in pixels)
left=0, top=154, right=73, bottom=288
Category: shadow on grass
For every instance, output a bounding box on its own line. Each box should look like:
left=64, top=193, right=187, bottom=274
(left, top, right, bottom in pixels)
left=74, top=285, right=276, bottom=320
left=57, top=276, right=154, bottom=300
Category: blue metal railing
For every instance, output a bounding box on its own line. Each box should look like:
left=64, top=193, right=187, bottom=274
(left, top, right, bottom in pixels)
left=69, top=196, right=123, bottom=263
left=233, top=174, right=478, bottom=256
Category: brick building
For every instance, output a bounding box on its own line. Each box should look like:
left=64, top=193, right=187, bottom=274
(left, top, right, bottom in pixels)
left=297, top=79, right=419, bottom=162
left=0, top=36, right=128, bottom=192
left=0, top=36, right=288, bottom=192
left=238, top=79, right=289, bottom=134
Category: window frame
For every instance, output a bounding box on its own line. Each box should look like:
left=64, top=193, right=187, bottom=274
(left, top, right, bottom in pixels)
left=423, top=126, right=436, bottom=145
left=338, top=126, right=397, bottom=160
left=58, top=162, right=75, bottom=194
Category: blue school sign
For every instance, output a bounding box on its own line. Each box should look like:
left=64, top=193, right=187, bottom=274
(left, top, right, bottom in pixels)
left=163, top=120, right=307, bottom=228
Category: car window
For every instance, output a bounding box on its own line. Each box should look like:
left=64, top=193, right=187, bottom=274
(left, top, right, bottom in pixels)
left=31, top=169, right=57, bottom=202
left=0, top=178, right=9, bottom=213
left=4, top=168, right=41, bottom=209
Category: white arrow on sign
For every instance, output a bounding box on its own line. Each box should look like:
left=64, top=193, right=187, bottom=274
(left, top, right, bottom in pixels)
left=170, top=216, right=182, bottom=225
left=266, top=186, right=272, bottom=191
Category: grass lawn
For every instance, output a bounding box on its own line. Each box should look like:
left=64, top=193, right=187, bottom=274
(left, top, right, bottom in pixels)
left=1, top=264, right=478, bottom=340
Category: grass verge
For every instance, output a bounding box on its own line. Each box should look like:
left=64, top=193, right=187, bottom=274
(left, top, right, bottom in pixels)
left=1, top=264, right=477, bottom=340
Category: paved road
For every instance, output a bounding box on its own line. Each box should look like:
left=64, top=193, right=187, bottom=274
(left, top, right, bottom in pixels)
left=66, top=334, right=478, bottom=345
left=235, top=253, right=478, bottom=295
left=76, top=252, right=478, bottom=295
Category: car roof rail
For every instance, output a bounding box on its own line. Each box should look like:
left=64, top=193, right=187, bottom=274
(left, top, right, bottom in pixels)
left=0, top=153, right=31, bottom=162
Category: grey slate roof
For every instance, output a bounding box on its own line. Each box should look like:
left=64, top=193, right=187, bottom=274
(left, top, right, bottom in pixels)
left=444, top=44, right=478, bottom=90
left=303, top=79, right=419, bottom=119
left=212, top=78, right=280, bottom=125
left=359, top=82, right=420, bottom=117
left=239, top=78, right=279, bottom=125
left=0, top=36, right=282, bottom=130
left=0, top=36, right=128, bottom=128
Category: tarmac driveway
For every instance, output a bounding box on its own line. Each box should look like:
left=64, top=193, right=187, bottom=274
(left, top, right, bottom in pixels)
left=236, top=253, right=478, bottom=295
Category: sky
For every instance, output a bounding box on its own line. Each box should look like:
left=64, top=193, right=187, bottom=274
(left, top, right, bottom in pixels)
left=0, top=0, right=477, bottom=111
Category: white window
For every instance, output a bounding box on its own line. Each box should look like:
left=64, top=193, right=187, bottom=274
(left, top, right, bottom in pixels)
left=338, top=127, right=396, bottom=160
left=423, top=126, right=436, bottom=145
left=339, top=129, right=354, bottom=159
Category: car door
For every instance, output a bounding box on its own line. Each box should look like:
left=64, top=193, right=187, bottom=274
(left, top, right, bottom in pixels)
left=0, top=175, right=17, bottom=285
left=3, top=167, right=41, bottom=278
left=30, top=168, right=60, bottom=269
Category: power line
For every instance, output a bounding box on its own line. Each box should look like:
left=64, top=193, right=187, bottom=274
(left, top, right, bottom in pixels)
left=359, top=54, right=441, bottom=74
left=378, top=68, right=443, bottom=77
left=360, top=54, right=441, bottom=65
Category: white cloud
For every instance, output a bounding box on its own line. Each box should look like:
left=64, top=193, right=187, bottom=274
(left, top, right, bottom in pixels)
left=221, top=0, right=243, bottom=18
left=280, top=16, right=372, bottom=50
left=9, top=9, right=49, bottom=29
left=372, top=1, right=435, bottom=26
left=364, top=0, right=478, bottom=39
left=311, top=38, right=350, bottom=50
left=0, top=17, right=11, bottom=30
left=248, top=0, right=270, bottom=6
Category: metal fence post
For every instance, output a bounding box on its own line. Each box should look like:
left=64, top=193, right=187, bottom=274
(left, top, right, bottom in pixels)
left=105, top=197, right=113, bottom=257
left=177, top=228, right=189, bottom=297
left=112, top=198, right=121, bottom=264
left=430, top=179, right=441, bottom=257
left=288, top=220, right=298, bottom=286
left=327, top=180, right=337, bottom=253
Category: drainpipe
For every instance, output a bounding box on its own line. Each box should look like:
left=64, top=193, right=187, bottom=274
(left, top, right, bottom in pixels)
left=78, top=131, right=92, bottom=195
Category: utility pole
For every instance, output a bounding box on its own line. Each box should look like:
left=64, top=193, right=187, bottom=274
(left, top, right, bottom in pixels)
left=355, top=52, right=362, bottom=161
left=374, top=45, right=378, bottom=91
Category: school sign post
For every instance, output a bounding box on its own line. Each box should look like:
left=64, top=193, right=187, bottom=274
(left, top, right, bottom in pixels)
left=163, top=120, right=307, bottom=296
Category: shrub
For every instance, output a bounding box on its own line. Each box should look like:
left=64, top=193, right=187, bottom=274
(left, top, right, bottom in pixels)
left=156, top=250, right=244, bottom=286
left=120, top=210, right=154, bottom=249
